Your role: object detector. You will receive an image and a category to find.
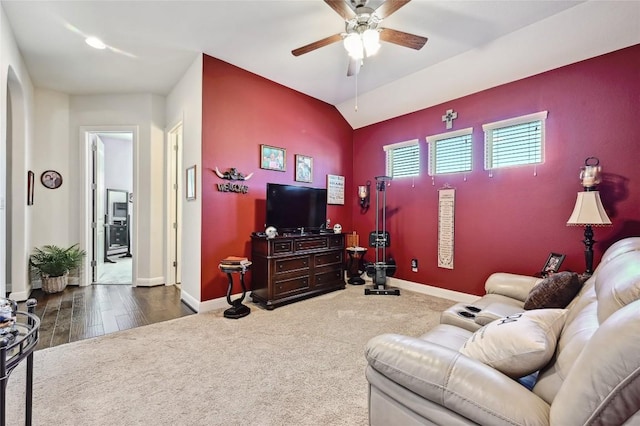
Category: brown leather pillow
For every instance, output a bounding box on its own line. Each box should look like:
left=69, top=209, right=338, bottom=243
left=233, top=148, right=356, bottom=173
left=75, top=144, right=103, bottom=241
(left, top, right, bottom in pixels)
left=524, top=271, right=582, bottom=310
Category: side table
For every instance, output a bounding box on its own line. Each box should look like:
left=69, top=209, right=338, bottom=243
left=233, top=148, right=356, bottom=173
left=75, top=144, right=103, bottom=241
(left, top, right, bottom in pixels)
left=1, top=298, right=39, bottom=426
left=346, top=247, right=367, bottom=285
left=219, top=261, right=252, bottom=319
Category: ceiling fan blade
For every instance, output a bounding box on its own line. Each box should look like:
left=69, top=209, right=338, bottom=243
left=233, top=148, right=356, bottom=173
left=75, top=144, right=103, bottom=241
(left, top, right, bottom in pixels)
left=291, top=33, right=343, bottom=57
left=324, top=0, right=355, bottom=21
left=347, top=58, right=361, bottom=77
left=379, top=27, right=428, bottom=50
left=375, top=0, right=411, bottom=19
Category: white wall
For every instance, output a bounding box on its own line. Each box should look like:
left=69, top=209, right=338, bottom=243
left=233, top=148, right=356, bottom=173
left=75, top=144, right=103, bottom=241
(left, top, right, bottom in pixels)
left=166, top=55, right=202, bottom=309
left=103, top=136, right=133, bottom=192
left=32, top=89, right=71, bottom=248
left=69, top=94, right=166, bottom=286
left=1, top=4, right=35, bottom=300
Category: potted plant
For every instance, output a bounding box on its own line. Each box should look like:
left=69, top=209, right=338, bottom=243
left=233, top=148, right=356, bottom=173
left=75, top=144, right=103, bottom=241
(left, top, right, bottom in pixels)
left=30, top=244, right=86, bottom=293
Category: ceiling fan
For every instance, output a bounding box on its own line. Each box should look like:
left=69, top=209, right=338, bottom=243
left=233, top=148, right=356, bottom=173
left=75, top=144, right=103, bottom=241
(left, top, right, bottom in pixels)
left=291, top=0, right=428, bottom=76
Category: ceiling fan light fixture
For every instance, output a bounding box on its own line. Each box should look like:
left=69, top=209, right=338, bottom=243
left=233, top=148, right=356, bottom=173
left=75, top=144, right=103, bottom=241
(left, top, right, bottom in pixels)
left=344, top=33, right=364, bottom=59
left=362, top=29, right=380, bottom=56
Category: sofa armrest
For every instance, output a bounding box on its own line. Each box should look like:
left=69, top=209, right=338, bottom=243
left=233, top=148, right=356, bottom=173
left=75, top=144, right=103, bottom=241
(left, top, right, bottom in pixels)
left=365, top=333, right=550, bottom=425
left=485, top=273, right=542, bottom=302
left=474, top=302, right=525, bottom=326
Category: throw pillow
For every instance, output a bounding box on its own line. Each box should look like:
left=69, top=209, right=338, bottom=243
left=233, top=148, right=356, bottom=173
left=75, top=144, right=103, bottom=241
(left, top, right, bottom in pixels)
left=459, top=309, right=567, bottom=378
left=524, top=271, right=582, bottom=310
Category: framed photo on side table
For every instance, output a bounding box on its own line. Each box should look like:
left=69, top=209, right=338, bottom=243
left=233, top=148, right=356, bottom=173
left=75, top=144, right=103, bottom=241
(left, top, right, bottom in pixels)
left=295, top=155, right=313, bottom=183
left=541, top=252, right=565, bottom=276
left=260, top=145, right=286, bottom=171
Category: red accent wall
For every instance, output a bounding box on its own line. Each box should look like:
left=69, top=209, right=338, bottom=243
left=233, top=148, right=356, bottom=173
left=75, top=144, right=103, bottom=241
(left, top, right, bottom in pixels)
left=201, top=55, right=354, bottom=301
left=353, top=44, right=640, bottom=295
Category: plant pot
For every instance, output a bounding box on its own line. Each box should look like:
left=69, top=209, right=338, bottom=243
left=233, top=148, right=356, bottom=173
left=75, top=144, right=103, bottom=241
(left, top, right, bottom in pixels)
left=42, top=273, right=68, bottom=294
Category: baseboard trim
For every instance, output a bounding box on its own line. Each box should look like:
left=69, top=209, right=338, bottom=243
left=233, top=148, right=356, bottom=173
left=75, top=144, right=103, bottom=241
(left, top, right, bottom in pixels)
left=381, top=277, right=479, bottom=303
left=135, top=277, right=165, bottom=287
left=180, top=290, right=202, bottom=313
left=181, top=277, right=479, bottom=314
left=9, top=286, right=33, bottom=302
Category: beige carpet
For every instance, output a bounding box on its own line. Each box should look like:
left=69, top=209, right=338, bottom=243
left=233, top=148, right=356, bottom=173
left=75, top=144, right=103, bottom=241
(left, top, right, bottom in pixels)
left=6, top=285, right=454, bottom=425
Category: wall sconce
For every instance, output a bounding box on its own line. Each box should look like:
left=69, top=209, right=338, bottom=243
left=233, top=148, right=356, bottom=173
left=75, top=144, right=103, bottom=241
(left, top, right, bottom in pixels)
left=358, top=181, right=371, bottom=214
left=567, top=157, right=611, bottom=275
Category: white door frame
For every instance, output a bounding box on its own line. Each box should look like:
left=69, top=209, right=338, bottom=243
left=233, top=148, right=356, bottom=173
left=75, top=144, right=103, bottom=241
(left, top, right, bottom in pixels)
left=165, top=121, right=183, bottom=286
left=79, top=125, right=138, bottom=286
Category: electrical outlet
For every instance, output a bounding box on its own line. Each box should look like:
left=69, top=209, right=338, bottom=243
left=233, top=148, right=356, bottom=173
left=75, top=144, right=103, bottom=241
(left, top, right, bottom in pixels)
left=411, top=258, right=418, bottom=272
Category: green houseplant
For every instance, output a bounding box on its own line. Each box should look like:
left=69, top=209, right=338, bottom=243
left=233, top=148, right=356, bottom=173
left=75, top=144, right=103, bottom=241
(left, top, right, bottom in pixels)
left=30, top=244, right=86, bottom=293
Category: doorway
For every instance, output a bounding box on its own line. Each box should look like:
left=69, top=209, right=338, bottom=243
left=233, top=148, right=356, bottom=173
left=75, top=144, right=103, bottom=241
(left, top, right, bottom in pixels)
left=89, top=131, right=134, bottom=285
left=166, top=122, right=183, bottom=288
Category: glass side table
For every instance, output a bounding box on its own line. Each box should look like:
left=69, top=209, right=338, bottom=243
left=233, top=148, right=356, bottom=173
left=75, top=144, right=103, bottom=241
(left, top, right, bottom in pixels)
left=219, top=261, right=252, bottom=319
left=1, top=298, right=40, bottom=426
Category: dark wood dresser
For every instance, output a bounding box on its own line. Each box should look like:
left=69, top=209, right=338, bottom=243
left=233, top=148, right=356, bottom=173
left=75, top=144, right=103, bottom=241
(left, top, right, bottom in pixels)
left=250, top=233, right=345, bottom=309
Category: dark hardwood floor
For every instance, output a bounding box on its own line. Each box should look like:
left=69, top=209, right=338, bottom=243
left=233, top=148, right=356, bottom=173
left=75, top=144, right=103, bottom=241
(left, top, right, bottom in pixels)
left=16, top=284, right=195, bottom=351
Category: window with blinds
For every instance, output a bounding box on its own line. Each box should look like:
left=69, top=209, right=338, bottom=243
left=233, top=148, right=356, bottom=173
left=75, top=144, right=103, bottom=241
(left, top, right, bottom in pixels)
left=384, top=140, right=420, bottom=178
left=426, top=128, right=473, bottom=175
left=483, top=111, right=548, bottom=170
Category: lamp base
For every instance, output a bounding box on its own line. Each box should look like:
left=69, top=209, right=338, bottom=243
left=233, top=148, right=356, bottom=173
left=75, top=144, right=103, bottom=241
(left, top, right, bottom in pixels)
left=582, top=225, right=595, bottom=275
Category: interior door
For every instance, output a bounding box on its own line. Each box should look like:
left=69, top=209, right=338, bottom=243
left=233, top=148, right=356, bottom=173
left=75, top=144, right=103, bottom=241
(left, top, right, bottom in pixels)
left=93, top=135, right=106, bottom=283
left=168, top=124, right=182, bottom=285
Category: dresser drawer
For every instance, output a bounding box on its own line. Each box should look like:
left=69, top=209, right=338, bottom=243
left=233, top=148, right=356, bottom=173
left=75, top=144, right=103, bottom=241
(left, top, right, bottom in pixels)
left=272, top=240, right=293, bottom=254
left=275, top=276, right=310, bottom=297
left=295, top=238, right=328, bottom=252
left=328, top=235, right=344, bottom=248
left=275, top=256, right=309, bottom=274
left=315, top=269, right=343, bottom=287
left=315, top=251, right=342, bottom=267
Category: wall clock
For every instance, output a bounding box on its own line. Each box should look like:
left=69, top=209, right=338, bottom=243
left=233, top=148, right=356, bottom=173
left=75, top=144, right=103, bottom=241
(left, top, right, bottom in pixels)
left=41, top=170, right=63, bottom=189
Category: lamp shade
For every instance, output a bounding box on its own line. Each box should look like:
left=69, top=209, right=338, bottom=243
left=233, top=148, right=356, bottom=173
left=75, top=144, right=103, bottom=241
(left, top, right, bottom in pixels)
left=566, top=191, right=612, bottom=226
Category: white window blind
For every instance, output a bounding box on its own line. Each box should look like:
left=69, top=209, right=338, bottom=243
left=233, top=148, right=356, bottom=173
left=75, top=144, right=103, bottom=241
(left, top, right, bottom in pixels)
left=384, top=139, right=420, bottom=178
left=426, top=128, right=473, bottom=175
left=483, top=111, right=547, bottom=170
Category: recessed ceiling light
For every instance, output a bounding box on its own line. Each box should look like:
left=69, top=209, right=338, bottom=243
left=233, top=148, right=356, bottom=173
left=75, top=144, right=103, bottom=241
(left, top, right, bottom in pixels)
left=85, top=36, right=106, bottom=50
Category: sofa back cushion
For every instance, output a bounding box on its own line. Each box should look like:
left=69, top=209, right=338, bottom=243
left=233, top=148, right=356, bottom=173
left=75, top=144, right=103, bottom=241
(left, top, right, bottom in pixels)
left=595, top=251, right=640, bottom=322
left=532, top=249, right=640, bottom=406
left=550, top=300, right=640, bottom=425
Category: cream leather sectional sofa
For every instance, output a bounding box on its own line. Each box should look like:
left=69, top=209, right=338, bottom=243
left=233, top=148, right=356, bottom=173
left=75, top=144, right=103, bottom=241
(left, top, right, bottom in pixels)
left=365, top=237, right=640, bottom=425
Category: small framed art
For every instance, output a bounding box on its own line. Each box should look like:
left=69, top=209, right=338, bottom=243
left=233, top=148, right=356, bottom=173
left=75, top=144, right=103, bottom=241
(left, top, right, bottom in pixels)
left=260, top=145, right=286, bottom=172
left=27, top=170, right=34, bottom=205
left=41, top=170, right=62, bottom=189
left=295, top=155, right=312, bottom=183
left=541, top=252, right=565, bottom=276
left=186, top=165, right=196, bottom=201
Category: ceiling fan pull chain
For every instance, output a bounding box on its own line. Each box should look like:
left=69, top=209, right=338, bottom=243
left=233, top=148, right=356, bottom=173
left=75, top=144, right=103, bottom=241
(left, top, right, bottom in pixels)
left=355, top=68, right=359, bottom=112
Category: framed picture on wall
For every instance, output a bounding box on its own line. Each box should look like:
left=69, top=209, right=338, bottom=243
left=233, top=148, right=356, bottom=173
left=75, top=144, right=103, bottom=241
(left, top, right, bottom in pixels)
left=27, top=170, right=34, bottom=205
left=295, top=155, right=313, bottom=183
left=260, top=145, right=286, bottom=172
left=186, top=165, right=196, bottom=201
left=41, top=170, right=62, bottom=189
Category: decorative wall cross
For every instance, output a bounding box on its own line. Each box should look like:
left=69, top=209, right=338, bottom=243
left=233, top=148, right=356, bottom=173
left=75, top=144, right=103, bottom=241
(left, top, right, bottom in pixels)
left=442, top=109, right=458, bottom=129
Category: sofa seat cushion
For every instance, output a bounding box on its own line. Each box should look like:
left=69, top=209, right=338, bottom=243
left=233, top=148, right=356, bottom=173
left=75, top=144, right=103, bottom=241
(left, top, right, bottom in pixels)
left=419, top=324, right=473, bottom=351
left=523, top=271, right=583, bottom=310
left=460, top=309, right=567, bottom=378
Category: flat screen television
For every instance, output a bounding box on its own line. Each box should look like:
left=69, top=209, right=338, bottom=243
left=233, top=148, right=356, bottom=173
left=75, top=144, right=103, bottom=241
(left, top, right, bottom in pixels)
left=265, top=183, right=327, bottom=234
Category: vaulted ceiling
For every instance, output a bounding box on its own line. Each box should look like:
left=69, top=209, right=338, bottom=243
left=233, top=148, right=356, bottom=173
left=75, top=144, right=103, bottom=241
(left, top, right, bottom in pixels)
left=2, top=1, right=638, bottom=128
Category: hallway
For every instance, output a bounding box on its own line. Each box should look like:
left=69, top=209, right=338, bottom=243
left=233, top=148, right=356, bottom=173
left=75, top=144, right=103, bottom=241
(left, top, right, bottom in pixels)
left=18, top=284, right=194, bottom=350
